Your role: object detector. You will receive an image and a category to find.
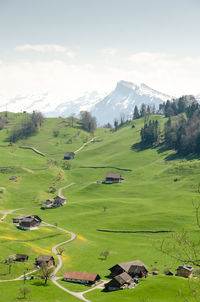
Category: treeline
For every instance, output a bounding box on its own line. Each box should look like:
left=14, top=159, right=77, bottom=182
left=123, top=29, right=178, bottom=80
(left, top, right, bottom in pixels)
left=159, top=95, right=198, bottom=117
left=111, top=103, right=157, bottom=131
left=9, top=111, right=44, bottom=142
left=133, top=103, right=156, bottom=120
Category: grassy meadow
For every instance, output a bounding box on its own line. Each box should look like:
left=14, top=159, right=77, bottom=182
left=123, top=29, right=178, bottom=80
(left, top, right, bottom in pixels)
left=0, top=113, right=199, bottom=301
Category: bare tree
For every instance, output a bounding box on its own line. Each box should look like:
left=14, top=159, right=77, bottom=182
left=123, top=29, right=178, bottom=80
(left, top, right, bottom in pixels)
left=99, top=250, right=110, bottom=260
left=19, top=287, right=31, bottom=299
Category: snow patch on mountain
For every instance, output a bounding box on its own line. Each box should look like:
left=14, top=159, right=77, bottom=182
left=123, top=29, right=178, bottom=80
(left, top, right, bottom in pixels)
left=91, top=80, right=171, bottom=125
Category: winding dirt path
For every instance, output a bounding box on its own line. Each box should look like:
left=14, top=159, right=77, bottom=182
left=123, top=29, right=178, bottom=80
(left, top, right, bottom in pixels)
left=74, top=137, right=97, bottom=154
left=19, top=146, right=46, bottom=157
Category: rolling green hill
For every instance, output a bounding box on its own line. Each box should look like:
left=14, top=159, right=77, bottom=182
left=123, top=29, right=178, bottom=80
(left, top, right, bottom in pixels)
left=0, top=114, right=199, bottom=302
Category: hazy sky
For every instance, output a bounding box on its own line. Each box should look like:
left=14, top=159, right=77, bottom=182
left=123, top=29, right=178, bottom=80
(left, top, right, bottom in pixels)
left=0, top=0, right=200, bottom=100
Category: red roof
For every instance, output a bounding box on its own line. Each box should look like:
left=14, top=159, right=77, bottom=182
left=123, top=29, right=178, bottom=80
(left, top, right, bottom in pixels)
left=64, top=271, right=99, bottom=282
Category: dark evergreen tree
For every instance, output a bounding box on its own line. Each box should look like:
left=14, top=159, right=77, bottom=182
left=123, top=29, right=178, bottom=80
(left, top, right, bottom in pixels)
left=133, top=106, right=140, bottom=119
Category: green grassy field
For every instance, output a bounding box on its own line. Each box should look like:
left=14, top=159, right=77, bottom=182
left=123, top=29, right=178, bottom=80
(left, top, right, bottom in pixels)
left=0, top=114, right=199, bottom=301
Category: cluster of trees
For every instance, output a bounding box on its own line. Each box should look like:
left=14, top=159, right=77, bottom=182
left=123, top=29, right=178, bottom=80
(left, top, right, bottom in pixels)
left=79, top=111, right=97, bottom=133
left=159, top=95, right=198, bottom=117
left=140, top=120, right=160, bottom=146
left=164, top=111, right=200, bottom=155
left=9, top=111, right=44, bottom=142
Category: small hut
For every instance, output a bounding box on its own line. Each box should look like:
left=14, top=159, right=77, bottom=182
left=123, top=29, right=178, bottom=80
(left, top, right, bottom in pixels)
left=35, top=255, right=55, bottom=267
left=103, top=173, right=124, bottom=184
left=63, top=152, right=75, bottom=160
left=176, top=265, right=193, bottom=278
left=63, top=271, right=100, bottom=286
left=15, top=254, right=29, bottom=262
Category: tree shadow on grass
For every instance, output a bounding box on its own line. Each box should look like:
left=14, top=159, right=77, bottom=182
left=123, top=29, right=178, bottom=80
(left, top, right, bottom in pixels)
left=131, top=142, right=153, bottom=152
left=156, top=144, right=200, bottom=161
left=32, top=280, right=49, bottom=287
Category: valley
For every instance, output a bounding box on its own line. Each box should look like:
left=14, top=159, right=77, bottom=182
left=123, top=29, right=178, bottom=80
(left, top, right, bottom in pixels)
left=0, top=113, right=199, bottom=302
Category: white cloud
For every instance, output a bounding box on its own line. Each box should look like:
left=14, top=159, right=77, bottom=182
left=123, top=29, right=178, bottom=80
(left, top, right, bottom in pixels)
left=102, top=48, right=117, bottom=56
left=15, top=44, right=75, bottom=58
left=0, top=51, right=200, bottom=110
left=127, top=51, right=200, bottom=96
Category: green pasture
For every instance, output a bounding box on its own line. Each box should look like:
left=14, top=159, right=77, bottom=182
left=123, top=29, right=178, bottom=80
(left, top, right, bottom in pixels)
left=0, top=114, right=200, bottom=301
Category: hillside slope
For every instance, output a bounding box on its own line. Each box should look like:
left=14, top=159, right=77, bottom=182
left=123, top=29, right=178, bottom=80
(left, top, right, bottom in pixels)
left=0, top=114, right=199, bottom=302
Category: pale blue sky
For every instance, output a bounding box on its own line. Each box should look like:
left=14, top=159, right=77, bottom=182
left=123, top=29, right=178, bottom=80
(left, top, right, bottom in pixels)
left=0, top=0, right=200, bottom=99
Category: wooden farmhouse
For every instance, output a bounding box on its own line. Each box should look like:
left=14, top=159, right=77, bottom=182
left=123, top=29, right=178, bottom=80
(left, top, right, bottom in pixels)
left=35, top=255, right=55, bottom=267
left=176, top=265, right=193, bottom=278
left=109, top=260, right=148, bottom=278
left=15, top=254, right=29, bottom=262
left=103, top=173, right=124, bottom=184
left=105, top=272, right=135, bottom=291
left=19, top=217, right=39, bottom=230
left=13, top=214, right=42, bottom=224
left=63, top=271, right=101, bottom=286
left=63, top=152, right=75, bottom=160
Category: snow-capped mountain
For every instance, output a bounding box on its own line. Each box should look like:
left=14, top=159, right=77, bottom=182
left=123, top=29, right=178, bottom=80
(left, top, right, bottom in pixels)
left=91, top=81, right=171, bottom=125
left=46, top=91, right=105, bottom=118
left=0, top=80, right=177, bottom=125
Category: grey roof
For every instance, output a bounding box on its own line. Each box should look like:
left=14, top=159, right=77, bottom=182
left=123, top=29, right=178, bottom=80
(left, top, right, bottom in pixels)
left=110, top=260, right=148, bottom=272
left=21, top=217, right=35, bottom=223
left=114, top=272, right=133, bottom=285
left=36, top=255, right=54, bottom=262
left=119, top=260, right=147, bottom=271
left=64, top=152, right=75, bottom=156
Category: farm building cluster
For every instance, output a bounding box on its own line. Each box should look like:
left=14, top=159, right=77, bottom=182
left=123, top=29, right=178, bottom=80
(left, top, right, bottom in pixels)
left=12, top=253, right=55, bottom=267
left=13, top=215, right=42, bottom=230
left=41, top=195, right=66, bottom=210
left=61, top=260, right=195, bottom=291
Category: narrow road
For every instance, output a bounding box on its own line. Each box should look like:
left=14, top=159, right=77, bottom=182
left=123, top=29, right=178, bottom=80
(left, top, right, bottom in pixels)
left=58, top=183, right=76, bottom=198
left=43, top=221, right=91, bottom=302
left=74, top=137, right=97, bottom=154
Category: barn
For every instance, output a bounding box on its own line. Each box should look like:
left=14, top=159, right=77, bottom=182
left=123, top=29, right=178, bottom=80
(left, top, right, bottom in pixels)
left=63, top=152, right=75, bottom=160
left=63, top=271, right=100, bottom=286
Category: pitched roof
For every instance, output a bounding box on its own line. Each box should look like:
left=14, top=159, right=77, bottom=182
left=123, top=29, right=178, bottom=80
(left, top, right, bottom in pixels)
left=110, top=260, right=148, bottom=272
left=21, top=217, right=35, bottom=223
left=64, top=152, right=74, bottom=157
left=64, top=271, right=99, bottom=282
left=106, top=173, right=121, bottom=179
left=114, top=272, right=133, bottom=285
left=15, top=254, right=28, bottom=259
left=36, top=255, right=54, bottom=262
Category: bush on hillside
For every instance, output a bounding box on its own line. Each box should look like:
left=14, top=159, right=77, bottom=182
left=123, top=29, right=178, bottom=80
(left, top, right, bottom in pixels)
left=9, top=111, right=44, bottom=142
left=79, top=111, right=97, bottom=133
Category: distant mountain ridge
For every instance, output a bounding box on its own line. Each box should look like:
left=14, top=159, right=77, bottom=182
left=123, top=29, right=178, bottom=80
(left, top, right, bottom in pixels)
left=1, top=80, right=199, bottom=125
